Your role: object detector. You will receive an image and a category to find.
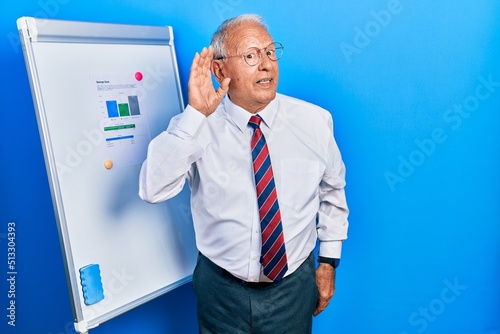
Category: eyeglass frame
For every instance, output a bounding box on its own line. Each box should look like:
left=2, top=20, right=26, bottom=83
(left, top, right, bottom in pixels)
left=214, top=42, right=284, bottom=66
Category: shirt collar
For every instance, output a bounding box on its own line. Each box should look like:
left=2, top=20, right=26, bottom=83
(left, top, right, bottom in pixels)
left=223, top=95, right=279, bottom=132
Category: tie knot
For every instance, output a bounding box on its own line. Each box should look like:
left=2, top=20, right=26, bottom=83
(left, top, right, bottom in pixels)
left=248, top=115, right=262, bottom=130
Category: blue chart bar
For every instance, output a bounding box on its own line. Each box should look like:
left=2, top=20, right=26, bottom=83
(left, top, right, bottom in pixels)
left=106, top=100, right=119, bottom=118
left=106, top=135, right=134, bottom=142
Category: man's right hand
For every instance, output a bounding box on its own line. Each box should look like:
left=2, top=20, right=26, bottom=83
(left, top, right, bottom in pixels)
left=187, top=46, right=231, bottom=116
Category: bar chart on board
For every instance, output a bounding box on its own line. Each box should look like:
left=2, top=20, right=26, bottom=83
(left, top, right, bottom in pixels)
left=105, top=95, right=141, bottom=117
left=90, top=72, right=152, bottom=168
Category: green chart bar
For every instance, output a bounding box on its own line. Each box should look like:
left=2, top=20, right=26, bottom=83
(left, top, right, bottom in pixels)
left=118, top=103, right=130, bottom=116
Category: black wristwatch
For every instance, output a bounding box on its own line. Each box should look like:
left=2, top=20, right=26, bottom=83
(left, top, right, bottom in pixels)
left=318, top=256, right=340, bottom=269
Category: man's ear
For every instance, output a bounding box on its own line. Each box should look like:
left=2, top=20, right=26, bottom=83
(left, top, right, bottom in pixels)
left=211, top=60, right=225, bottom=84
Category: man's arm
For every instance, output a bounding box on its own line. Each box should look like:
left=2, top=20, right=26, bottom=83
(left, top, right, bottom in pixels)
left=139, top=47, right=230, bottom=203
left=313, top=114, right=349, bottom=316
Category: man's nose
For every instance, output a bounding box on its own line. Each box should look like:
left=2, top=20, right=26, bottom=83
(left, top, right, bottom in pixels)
left=258, top=52, right=273, bottom=70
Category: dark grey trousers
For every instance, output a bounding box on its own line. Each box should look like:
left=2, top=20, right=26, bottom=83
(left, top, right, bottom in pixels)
left=192, top=252, right=318, bottom=334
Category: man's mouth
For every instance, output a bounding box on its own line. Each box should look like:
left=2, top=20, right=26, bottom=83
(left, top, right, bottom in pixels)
left=256, top=78, right=273, bottom=84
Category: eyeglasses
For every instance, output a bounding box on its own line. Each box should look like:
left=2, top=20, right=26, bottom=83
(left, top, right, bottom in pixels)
left=216, top=42, right=284, bottom=66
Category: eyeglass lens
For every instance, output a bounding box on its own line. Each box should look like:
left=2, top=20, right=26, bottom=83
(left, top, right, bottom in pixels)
left=244, top=43, right=283, bottom=66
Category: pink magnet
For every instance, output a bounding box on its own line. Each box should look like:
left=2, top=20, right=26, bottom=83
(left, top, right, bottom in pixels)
left=135, top=72, right=143, bottom=81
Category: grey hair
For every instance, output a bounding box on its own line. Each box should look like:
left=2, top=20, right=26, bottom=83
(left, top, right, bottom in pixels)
left=210, top=14, right=268, bottom=60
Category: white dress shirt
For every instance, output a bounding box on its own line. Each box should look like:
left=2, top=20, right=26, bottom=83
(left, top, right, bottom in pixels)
left=139, top=93, right=348, bottom=282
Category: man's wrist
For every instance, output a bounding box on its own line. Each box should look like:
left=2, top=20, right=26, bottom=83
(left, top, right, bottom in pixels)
left=318, top=256, right=340, bottom=269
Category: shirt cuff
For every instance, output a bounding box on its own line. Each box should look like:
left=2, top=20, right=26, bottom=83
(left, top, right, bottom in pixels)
left=173, top=104, right=207, bottom=138
left=319, top=240, right=343, bottom=259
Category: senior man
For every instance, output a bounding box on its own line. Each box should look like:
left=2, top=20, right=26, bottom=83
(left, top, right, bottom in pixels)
left=139, top=14, right=349, bottom=334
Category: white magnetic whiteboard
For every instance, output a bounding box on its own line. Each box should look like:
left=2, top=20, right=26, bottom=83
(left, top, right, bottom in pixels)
left=17, top=17, right=197, bottom=333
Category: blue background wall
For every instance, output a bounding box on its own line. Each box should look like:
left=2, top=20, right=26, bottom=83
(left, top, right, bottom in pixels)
left=1, top=1, right=499, bottom=333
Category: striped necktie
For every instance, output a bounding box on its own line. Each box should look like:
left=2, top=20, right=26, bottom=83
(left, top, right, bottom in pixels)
left=248, top=115, right=288, bottom=282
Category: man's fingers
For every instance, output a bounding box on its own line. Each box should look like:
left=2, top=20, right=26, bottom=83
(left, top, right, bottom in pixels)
left=199, top=46, right=213, bottom=68
left=187, top=46, right=227, bottom=116
left=313, top=297, right=330, bottom=316
left=189, top=52, right=200, bottom=77
left=189, top=47, right=210, bottom=78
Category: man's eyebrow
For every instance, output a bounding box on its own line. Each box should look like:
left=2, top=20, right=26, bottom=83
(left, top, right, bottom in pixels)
left=239, top=41, right=275, bottom=51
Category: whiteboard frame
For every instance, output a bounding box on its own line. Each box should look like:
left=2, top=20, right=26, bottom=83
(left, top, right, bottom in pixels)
left=17, top=16, right=190, bottom=333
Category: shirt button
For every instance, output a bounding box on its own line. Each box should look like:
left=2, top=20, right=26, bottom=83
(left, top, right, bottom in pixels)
left=253, top=256, right=257, bottom=260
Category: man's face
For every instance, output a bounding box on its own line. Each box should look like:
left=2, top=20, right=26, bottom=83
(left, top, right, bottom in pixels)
left=213, top=22, right=279, bottom=113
